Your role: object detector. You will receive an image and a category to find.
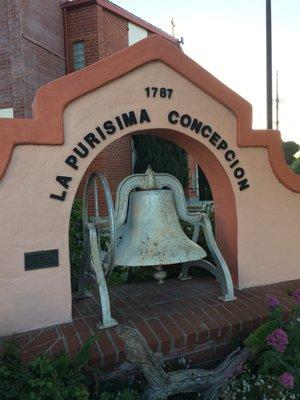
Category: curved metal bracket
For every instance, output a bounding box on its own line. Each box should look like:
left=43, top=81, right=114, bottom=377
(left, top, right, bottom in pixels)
left=76, top=172, right=116, bottom=300
left=201, top=213, right=235, bottom=301
left=180, top=214, right=236, bottom=301
left=115, top=168, right=202, bottom=228
left=88, top=224, right=118, bottom=329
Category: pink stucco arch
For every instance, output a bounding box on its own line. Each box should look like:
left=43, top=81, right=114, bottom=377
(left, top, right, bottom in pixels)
left=0, top=34, right=298, bottom=288
left=1, top=34, right=300, bottom=336
left=1, top=35, right=300, bottom=192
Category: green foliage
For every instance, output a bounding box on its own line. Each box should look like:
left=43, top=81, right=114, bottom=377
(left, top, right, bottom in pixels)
left=282, top=141, right=299, bottom=165
left=225, top=296, right=300, bottom=398
left=291, top=157, right=300, bottom=174
left=0, top=336, right=98, bottom=400
left=222, top=365, right=297, bottom=399
left=69, top=199, right=84, bottom=291
left=243, top=320, right=280, bottom=356
left=107, top=266, right=129, bottom=286
left=0, top=341, right=31, bottom=400
left=73, top=335, right=98, bottom=367
left=0, top=338, right=217, bottom=400
left=133, top=135, right=189, bottom=189
left=244, top=304, right=300, bottom=392
left=126, top=266, right=156, bottom=283
left=180, top=212, right=215, bottom=266
left=198, top=165, right=212, bottom=200
left=0, top=337, right=146, bottom=399
left=99, top=388, right=139, bottom=399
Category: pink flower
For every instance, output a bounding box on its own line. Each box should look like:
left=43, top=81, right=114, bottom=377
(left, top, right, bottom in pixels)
left=279, top=372, right=294, bottom=389
left=267, top=295, right=280, bottom=308
left=267, top=328, right=288, bottom=353
left=292, top=288, right=300, bottom=304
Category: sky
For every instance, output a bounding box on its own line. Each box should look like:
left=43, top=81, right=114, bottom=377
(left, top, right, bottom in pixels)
left=113, top=0, right=300, bottom=144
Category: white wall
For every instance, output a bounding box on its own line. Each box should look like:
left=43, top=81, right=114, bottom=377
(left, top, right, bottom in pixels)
left=0, top=108, right=14, bottom=118
left=128, top=22, right=147, bottom=46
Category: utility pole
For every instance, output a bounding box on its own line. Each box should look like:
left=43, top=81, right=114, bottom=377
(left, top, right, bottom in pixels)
left=266, top=0, right=273, bottom=129
left=275, top=71, right=279, bottom=130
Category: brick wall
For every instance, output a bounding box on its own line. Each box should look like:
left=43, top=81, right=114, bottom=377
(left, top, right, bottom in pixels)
left=0, top=0, right=25, bottom=117
left=20, top=0, right=66, bottom=118
left=77, top=136, right=132, bottom=214
left=98, top=8, right=128, bottom=58
left=0, top=0, right=65, bottom=118
left=187, top=156, right=198, bottom=199
left=0, top=0, right=12, bottom=110
left=1, top=0, right=147, bottom=203
left=66, top=4, right=100, bottom=71
left=66, top=3, right=132, bottom=203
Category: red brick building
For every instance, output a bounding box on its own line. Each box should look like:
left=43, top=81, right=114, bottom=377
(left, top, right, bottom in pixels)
left=0, top=0, right=200, bottom=200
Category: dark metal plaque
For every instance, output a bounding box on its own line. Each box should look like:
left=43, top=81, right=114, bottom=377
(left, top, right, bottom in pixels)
left=25, top=249, right=59, bottom=271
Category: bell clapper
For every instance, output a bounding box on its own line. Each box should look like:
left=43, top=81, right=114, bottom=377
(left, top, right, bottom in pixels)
left=153, top=265, right=167, bottom=284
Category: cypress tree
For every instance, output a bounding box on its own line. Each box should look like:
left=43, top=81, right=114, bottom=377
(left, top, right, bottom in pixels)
left=133, top=135, right=189, bottom=189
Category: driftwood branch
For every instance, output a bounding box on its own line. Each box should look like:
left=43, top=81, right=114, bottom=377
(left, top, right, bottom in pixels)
left=117, top=325, right=249, bottom=400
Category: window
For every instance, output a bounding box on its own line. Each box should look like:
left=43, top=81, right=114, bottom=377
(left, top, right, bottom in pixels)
left=73, top=41, right=85, bottom=70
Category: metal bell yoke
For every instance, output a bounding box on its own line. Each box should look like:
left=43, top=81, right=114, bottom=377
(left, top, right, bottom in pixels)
left=77, top=167, right=235, bottom=330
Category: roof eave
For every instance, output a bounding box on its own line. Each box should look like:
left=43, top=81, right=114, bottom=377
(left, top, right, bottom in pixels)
left=61, top=0, right=179, bottom=46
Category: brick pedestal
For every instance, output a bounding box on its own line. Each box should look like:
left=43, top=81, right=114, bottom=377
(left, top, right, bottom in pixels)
left=1, top=277, right=299, bottom=370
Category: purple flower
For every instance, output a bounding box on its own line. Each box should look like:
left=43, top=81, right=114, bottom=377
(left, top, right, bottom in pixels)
left=279, top=372, right=294, bottom=389
left=292, top=288, right=300, bottom=304
left=267, top=328, right=288, bottom=353
left=267, top=295, right=280, bottom=308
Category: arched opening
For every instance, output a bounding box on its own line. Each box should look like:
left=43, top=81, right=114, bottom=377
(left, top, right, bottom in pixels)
left=68, top=127, right=238, bottom=302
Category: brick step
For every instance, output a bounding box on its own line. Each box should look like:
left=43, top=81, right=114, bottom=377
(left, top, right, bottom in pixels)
left=1, top=277, right=298, bottom=369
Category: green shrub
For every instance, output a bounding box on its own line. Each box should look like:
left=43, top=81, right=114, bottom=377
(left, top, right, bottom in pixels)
left=222, top=366, right=297, bottom=399
left=133, top=135, right=189, bottom=189
left=0, top=336, right=143, bottom=399
left=99, top=388, right=139, bottom=400
left=69, top=199, right=84, bottom=291
left=291, top=157, right=300, bottom=174
left=282, top=141, right=299, bottom=165
left=181, top=211, right=215, bottom=263
left=0, top=336, right=97, bottom=400
left=222, top=291, right=300, bottom=398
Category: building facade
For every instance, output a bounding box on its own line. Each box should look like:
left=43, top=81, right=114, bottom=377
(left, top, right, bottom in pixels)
left=0, top=0, right=65, bottom=118
left=0, top=0, right=199, bottom=201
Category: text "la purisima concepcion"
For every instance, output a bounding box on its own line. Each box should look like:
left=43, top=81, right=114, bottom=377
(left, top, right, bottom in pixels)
left=50, top=108, right=249, bottom=201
